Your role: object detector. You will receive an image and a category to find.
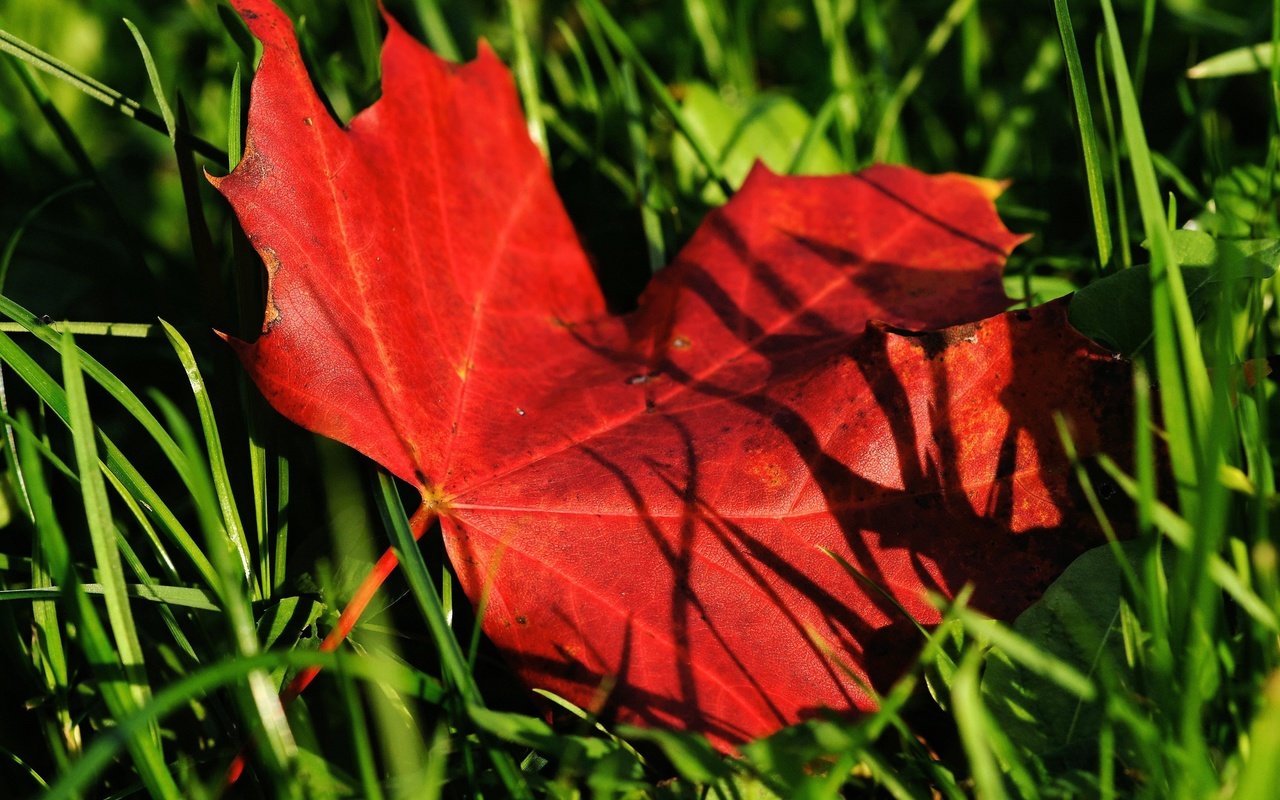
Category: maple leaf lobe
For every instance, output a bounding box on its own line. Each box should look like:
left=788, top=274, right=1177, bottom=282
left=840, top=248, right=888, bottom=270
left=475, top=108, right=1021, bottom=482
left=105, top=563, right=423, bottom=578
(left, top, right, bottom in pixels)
left=218, top=0, right=604, bottom=492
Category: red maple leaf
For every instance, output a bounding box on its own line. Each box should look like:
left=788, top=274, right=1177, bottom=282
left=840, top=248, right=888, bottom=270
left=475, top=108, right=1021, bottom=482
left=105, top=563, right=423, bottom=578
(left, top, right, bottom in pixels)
left=215, top=0, right=1131, bottom=749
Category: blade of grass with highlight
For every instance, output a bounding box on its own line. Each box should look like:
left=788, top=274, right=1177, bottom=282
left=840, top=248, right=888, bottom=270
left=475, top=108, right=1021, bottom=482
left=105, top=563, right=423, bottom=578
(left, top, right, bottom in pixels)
left=157, top=322, right=306, bottom=790
left=1244, top=282, right=1275, bottom=571
left=409, top=0, right=461, bottom=62
left=0, top=584, right=218, bottom=611
left=1095, top=35, right=1132, bottom=269
left=0, top=29, right=224, bottom=159
left=160, top=322, right=253, bottom=596
left=1271, top=0, right=1279, bottom=132
left=350, top=0, right=382, bottom=90
left=0, top=328, right=216, bottom=586
left=0, top=409, right=75, bottom=482
left=1051, top=0, right=1112, bottom=271
left=23, top=371, right=180, bottom=799
left=43, top=649, right=444, bottom=800
left=245, top=395, right=273, bottom=597
left=26, top=455, right=74, bottom=764
left=952, top=649, right=1008, bottom=800
left=0, top=322, right=155, bottom=338
left=371, top=474, right=533, bottom=798
left=222, top=489, right=437, bottom=790
left=61, top=331, right=160, bottom=732
left=0, top=298, right=198, bottom=503
left=506, top=0, right=548, bottom=159
left=229, top=63, right=243, bottom=169
left=953, top=606, right=1096, bottom=701
left=1098, top=456, right=1279, bottom=632
left=336, top=663, right=386, bottom=800
left=123, top=20, right=175, bottom=142
left=813, top=0, right=860, bottom=164
left=788, top=95, right=841, bottom=173
left=1099, top=0, right=1211, bottom=513
left=1188, top=42, right=1276, bottom=79
left=1236, top=673, right=1280, bottom=800
left=272, top=451, right=290, bottom=594
left=549, top=19, right=600, bottom=112
left=681, top=0, right=725, bottom=82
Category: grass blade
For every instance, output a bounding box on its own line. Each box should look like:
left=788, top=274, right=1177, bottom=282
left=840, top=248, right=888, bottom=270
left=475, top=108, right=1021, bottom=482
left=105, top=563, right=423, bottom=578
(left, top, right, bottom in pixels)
left=1051, top=0, right=1112, bottom=270
left=372, top=474, right=533, bottom=798
left=122, top=19, right=175, bottom=142
left=159, top=322, right=255, bottom=596
left=812, top=0, right=860, bottom=164
left=0, top=27, right=224, bottom=159
left=26, top=366, right=179, bottom=799
left=43, top=650, right=443, bottom=800
left=0, top=584, right=219, bottom=611
left=579, top=0, right=731, bottom=195
left=952, top=649, right=1007, bottom=800
left=1099, top=457, right=1278, bottom=632
left=953, top=606, right=1096, bottom=700
left=872, top=0, right=976, bottom=163
left=0, top=321, right=154, bottom=338
left=61, top=332, right=157, bottom=719
left=1188, top=42, right=1276, bottom=79
left=0, top=297, right=194, bottom=497
left=1098, top=0, right=1211, bottom=511
left=620, top=63, right=666, bottom=272
left=505, top=0, right=548, bottom=159
left=0, top=322, right=217, bottom=587
left=408, top=0, right=462, bottom=62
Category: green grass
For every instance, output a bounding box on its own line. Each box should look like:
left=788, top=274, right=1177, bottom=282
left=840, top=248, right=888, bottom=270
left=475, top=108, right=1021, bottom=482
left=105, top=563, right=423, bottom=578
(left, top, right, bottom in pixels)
left=0, top=0, right=1278, bottom=796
